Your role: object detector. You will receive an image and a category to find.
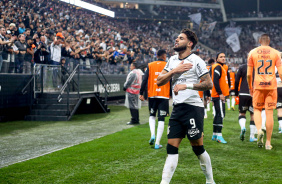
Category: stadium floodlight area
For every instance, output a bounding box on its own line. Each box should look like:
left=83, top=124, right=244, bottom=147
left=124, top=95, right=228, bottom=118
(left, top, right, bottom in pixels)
left=59, top=0, right=115, bottom=18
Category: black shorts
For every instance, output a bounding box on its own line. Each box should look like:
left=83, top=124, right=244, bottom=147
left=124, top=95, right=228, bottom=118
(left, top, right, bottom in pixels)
left=148, top=98, right=169, bottom=120
left=230, top=90, right=235, bottom=96
left=277, top=88, right=282, bottom=109
left=167, top=103, right=204, bottom=140
left=239, top=95, right=253, bottom=114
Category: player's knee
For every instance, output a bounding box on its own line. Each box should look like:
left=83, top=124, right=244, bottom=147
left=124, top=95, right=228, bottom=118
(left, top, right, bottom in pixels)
left=239, top=115, right=246, bottom=119
left=158, top=117, right=165, bottom=121
left=167, top=144, right=178, bottom=154
left=192, top=145, right=205, bottom=156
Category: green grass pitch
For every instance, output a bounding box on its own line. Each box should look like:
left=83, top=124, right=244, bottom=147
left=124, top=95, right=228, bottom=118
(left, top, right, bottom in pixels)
left=0, top=104, right=282, bottom=184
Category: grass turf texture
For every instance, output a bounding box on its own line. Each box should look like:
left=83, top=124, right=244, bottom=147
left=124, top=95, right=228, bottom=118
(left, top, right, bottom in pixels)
left=0, top=104, right=282, bottom=184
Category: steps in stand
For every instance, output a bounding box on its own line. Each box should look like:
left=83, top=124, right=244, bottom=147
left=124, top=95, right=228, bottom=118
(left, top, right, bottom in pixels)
left=25, top=92, right=109, bottom=121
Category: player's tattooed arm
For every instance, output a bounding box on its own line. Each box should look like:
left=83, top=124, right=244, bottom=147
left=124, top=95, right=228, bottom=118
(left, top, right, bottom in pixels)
left=193, top=73, right=213, bottom=91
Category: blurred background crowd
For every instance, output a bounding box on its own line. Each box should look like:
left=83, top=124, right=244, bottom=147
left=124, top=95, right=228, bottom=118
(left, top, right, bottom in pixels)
left=0, top=0, right=281, bottom=75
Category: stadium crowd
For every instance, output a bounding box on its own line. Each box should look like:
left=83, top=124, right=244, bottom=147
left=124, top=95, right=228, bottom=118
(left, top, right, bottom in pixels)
left=0, top=0, right=281, bottom=75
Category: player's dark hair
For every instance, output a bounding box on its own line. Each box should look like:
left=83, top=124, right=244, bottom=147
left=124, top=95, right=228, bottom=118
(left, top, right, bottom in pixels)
left=181, top=28, right=198, bottom=50
left=208, top=58, right=215, bottom=64
left=157, top=49, right=166, bottom=57
left=216, top=52, right=224, bottom=60
left=132, top=62, right=138, bottom=68
left=260, top=33, right=270, bottom=39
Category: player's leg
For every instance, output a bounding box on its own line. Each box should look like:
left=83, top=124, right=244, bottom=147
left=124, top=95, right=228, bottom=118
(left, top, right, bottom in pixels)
left=189, top=137, right=215, bottom=184
left=264, top=90, right=277, bottom=150
left=238, top=113, right=246, bottom=141
left=249, top=112, right=257, bottom=142
left=253, top=89, right=264, bottom=148
left=203, top=93, right=208, bottom=118
left=161, top=104, right=185, bottom=184
left=261, top=109, right=266, bottom=132
left=161, top=138, right=182, bottom=184
left=248, top=99, right=256, bottom=142
left=277, top=108, right=282, bottom=133
left=214, top=98, right=226, bottom=143
left=161, top=104, right=189, bottom=184
left=276, top=87, right=282, bottom=133
left=155, top=99, right=169, bottom=149
left=265, top=109, right=274, bottom=149
left=238, top=95, right=247, bottom=141
left=231, top=96, right=236, bottom=110
left=148, top=98, right=157, bottom=145
left=226, top=96, right=231, bottom=110
left=187, top=106, right=215, bottom=184
left=211, top=98, right=219, bottom=140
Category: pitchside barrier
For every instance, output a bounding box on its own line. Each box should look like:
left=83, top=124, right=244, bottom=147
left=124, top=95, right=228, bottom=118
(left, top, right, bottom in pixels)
left=0, top=64, right=127, bottom=121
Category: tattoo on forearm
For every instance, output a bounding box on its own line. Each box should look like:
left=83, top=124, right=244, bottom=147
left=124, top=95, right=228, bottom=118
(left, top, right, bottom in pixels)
left=193, top=74, right=213, bottom=91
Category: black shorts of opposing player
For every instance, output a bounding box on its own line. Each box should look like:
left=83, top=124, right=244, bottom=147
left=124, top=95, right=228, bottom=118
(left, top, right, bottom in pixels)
left=167, top=103, right=204, bottom=140
left=276, top=88, right=282, bottom=109
left=230, top=90, right=236, bottom=96
left=149, top=98, right=169, bottom=121
left=239, top=95, right=253, bottom=114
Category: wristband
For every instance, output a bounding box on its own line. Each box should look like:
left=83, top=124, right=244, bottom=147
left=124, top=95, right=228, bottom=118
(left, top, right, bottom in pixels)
left=186, top=83, right=193, bottom=89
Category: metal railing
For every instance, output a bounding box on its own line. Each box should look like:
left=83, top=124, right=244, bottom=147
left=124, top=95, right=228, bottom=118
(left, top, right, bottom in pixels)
left=57, top=64, right=80, bottom=116
left=95, top=66, right=111, bottom=105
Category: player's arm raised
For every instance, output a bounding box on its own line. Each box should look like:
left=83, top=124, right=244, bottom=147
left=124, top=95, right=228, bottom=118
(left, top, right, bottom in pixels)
left=157, top=61, right=193, bottom=86
left=193, top=73, right=213, bottom=91
left=173, top=73, right=212, bottom=95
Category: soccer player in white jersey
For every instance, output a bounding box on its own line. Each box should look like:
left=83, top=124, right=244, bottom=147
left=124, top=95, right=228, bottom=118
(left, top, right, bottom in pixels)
left=157, top=28, right=215, bottom=184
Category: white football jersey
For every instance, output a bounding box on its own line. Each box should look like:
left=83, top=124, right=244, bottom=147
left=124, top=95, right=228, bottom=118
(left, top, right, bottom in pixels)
left=164, top=53, right=209, bottom=107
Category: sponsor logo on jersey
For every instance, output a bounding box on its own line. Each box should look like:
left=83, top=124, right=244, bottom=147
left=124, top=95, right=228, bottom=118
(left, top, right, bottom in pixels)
left=155, top=72, right=161, bottom=76
left=188, top=128, right=200, bottom=137
left=268, top=102, right=276, bottom=107
left=156, top=88, right=161, bottom=92
left=257, top=49, right=270, bottom=55
left=177, top=78, right=187, bottom=82
left=242, top=106, right=248, bottom=111
left=257, top=102, right=264, bottom=106
left=259, top=82, right=271, bottom=86
left=160, top=110, right=167, bottom=116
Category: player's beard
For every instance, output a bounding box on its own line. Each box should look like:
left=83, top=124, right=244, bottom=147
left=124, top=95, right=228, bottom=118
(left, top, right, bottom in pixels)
left=173, top=45, right=187, bottom=52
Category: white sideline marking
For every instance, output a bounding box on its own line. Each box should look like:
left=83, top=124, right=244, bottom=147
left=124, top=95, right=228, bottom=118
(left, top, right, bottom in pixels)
left=0, top=137, right=100, bottom=169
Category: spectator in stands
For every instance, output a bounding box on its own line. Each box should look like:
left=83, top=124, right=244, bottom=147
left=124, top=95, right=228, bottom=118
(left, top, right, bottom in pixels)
left=50, top=32, right=64, bottom=65
left=18, top=23, right=25, bottom=34
left=14, top=34, right=27, bottom=73
left=22, top=37, right=35, bottom=74
left=8, top=23, right=18, bottom=36
left=0, top=27, right=12, bottom=72
left=34, top=38, right=49, bottom=64
left=95, top=47, right=106, bottom=66
left=3, top=30, right=16, bottom=73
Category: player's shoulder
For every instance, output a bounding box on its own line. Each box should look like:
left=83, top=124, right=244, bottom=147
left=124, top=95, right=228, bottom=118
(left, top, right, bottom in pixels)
left=238, top=63, right=246, bottom=70
left=270, top=47, right=280, bottom=56
left=248, top=47, right=257, bottom=55
left=188, top=53, right=204, bottom=62
left=169, top=54, right=179, bottom=61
